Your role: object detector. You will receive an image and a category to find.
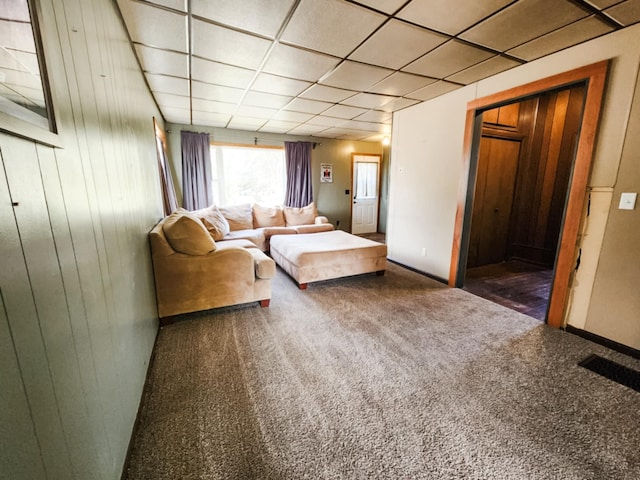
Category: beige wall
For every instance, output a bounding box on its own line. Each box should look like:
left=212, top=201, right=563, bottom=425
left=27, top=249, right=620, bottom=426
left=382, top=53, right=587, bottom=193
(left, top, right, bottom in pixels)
left=165, top=124, right=384, bottom=231
left=390, top=24, right=640, bottom=349
left=0, top=0, right=162, bottom=478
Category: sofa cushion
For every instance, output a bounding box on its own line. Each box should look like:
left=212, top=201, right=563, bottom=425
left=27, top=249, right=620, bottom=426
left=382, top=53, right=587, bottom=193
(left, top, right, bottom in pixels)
left=283, top=202, right=317, bottom=226
left=293, top=223, right=335, bottom=234
left=192, top=205, right=230, bottom=241
left=253, top=204, right=285, bottom=228
left=219, top=203, right=253, bottom=231
left=162, top=211, right=216, bottom=255
left=223, top=228, right=266, bottom=250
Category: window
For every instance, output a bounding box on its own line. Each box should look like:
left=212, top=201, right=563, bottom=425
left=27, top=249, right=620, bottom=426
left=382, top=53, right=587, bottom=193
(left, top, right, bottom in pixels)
left=210, top=144, right=285, bottom=206
left=0, top=0, right=57, bottom=142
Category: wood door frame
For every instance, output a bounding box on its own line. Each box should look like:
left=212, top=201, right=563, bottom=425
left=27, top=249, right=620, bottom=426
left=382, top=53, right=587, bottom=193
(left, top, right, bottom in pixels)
left=350, top=152, right=382, bottom=234
left=449, top=60, right=609, bottom=328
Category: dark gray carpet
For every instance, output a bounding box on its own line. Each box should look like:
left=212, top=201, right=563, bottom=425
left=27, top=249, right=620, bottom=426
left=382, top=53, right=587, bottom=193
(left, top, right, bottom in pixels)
left=124, top=263, right=640, bottom=479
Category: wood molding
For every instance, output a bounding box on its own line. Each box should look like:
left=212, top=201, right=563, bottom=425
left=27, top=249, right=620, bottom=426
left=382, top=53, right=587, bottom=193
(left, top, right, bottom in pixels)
left=449, top=60, right=610, bottom=327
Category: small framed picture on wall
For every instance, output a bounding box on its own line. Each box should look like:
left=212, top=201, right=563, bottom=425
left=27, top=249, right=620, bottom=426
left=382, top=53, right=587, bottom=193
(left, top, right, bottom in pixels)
left=321, top=163, right=333, bottom=183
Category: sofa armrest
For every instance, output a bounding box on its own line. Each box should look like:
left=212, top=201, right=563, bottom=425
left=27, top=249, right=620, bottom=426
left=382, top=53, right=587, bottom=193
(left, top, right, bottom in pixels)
left=245, top=248, right=276, bottom=279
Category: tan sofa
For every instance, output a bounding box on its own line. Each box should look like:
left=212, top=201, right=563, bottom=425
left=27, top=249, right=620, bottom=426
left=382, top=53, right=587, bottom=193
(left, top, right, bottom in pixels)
left=149, top=210, right=276, bottom=320
left=192, top=202, right=334, bottom=251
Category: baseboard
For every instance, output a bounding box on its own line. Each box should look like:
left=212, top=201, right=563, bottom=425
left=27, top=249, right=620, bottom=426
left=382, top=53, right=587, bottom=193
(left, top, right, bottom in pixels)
left=564, top=325, right=640, bottom=360
left=387, top=258, right=448, bottom=285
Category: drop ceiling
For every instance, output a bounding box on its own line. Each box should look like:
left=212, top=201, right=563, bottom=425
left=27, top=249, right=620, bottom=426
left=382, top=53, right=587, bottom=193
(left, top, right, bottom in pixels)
left=116, top=0, right=640, bottom=142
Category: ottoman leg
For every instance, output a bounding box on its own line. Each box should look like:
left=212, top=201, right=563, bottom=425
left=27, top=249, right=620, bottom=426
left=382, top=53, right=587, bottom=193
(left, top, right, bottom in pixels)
left=259, top=299, right=270, bottom=307
left=298, top=283, right=308, bottom=290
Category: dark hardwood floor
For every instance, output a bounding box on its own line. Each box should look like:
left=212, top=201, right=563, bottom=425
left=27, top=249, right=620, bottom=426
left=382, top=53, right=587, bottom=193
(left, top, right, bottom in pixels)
left=464, top=261, right=553, bottom=321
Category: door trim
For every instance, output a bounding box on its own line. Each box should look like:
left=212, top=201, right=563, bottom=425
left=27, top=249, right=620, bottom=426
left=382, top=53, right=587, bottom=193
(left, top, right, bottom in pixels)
left=449, top=60, right=609, bottom=328
left=350, top=152, right=382, bottom=234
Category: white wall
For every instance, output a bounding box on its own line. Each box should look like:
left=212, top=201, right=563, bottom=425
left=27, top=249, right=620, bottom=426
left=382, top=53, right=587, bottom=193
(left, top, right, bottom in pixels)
left=0, top=0, right=162, bottom=478
left=389, top=25, right=640, bottom=347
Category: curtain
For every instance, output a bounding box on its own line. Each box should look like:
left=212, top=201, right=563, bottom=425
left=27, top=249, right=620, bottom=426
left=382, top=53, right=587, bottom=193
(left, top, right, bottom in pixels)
left=181, top=130, right=213, bottom=210
left=284, top=141, right=313, bottom=207
left=154, top=118, right=178, bottom=215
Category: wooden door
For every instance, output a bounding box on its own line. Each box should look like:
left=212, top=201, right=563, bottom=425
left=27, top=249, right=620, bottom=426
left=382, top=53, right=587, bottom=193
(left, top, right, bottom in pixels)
left=468, top=136, right=521, bottom=267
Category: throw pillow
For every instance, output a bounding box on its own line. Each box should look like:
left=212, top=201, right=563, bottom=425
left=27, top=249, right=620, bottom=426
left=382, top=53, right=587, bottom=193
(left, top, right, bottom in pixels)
left=283, top=202, right=317, bottom=226
left=218, top=203, right=253, bottom=231
left=162, top=211, right=217, bottom=255
left=192, top=205, right=230, bottom=241
left=253, top=204, right=285, bottom=228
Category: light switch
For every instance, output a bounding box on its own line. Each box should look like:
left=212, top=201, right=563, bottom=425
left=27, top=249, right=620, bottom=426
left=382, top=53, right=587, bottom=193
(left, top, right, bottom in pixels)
left=618, top=192, right=637, bottom=210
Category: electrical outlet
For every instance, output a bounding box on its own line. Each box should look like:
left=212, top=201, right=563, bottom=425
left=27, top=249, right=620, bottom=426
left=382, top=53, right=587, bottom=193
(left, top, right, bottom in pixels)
left=421, top=247, right=426, bottom=256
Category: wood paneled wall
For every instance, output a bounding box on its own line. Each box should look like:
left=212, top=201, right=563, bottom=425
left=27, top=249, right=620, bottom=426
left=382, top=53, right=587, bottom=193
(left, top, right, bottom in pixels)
left=0, top=1, right=162, bottom=479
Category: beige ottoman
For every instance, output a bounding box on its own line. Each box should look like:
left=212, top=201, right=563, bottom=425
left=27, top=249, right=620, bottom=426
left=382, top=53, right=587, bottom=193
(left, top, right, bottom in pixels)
left=270, top=230, right=387, bottom=289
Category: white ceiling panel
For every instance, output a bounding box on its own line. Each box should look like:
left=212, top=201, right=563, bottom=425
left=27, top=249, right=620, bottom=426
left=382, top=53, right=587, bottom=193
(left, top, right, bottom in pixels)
left=340, top=92, right=395, bottom=109
left=161, top=106, right=191, bottom=124
left=259, top=119, right=300, bottom=133
left=191, top=0, right=295, bottom=38
left=307, top=115, right=347, bottom=127
left=191, top=111, right=231, bottom=127
left=406, top=81, right=462, bottom=101
left=321, top=127, right=370, bottom=139
left=271, top=110, right=315, bottom=122
left=605, top=0, right=640, bottom=26
left=339, top=120, right=387, bottom=132
left=398, top=0, right=514, bottom=35
left=281, top=0, right=386, bottom=57
left=507, top=16, right=614, bottom=61
left=145, top=73, right=189, bottom=96
left=320, top=61, right=394, bottom=90
left=118, top=1, right=187, bottom=52
left=299, top=84, right=357, bottom=103
left=154, top=92, right=190, bottom=109
left=192, top=19, right=272, bottom=69
left=377, top=97, right=420, bottom=112
left=446, top=56, right=522, bottom=84
left=586, top=0, right=623, bottom=7
left=191, top=81, right=245, bottom=103
left=354, top=0, right=408, bottom=14
left=403, top=40, right=494, bottom=78
left=322, top=104, right=369, bottom=119
left=288, top=124, right=330, bottom=135
left=146, top=0, right=187, bottom=12
left=243, top=91, right=293, bottom=109
left=368, top=72, right=437, bottom=96
left=191, top=58, right=255, bottom=88
left=284, top=98, right=333, bottom=114
left=262, top=43, right=340, bottom=82
left=349, top=19, right=448, bottom=69
left=354, top=110, right=392, bottom=123
left=251, top=73, right=312, bottom=96
left=235, top=105, right=278, bottom=119
left=192, top=98, right=237, bottom=114
left=135, top=45, right=188, bottom=77
left=460, top=0, right=589, bottom=51
left=227, top=116, right=268, bottom=129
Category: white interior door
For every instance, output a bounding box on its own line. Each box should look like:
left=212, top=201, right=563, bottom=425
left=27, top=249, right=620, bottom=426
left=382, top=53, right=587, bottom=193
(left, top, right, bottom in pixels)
left=351, top=154, right=380, bottom=234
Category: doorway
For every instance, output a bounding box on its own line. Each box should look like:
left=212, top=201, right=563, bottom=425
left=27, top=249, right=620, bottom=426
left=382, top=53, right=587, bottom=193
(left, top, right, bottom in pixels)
left=449, top=60, right=609, bottom=328
left=351, top=153, right=381, bottom=234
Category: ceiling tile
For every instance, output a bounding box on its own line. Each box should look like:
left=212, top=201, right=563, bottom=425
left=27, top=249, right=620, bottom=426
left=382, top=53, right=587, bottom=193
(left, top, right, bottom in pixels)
left=251, top=73, right=312, bottom=96
left=368, top=72, right=438, bottom=96
left=353, top=110, right=392, bottom=123
left=288, top=124, right=330, bottom=135
left=134, top=45, right=188, bottom=77
left=299, top=84, right=357, bottom=102
left=322, top=104, right=369, bottom=119
left=586, top=0, right=625, bottom=8
left=191, top=0, right=295, bottom=38
left=348, top=19, right=448, bottom=69
left=284, top=98, right=333, bottom=114
left=507, top=15, right=614, bottom=61
left=161, top=106, right=191, bottom=124
left=145, top=73, right=189, bottom=96
left=235, top=104, right=278, bottom=119
left=377, top=97, right=420, bottom=112
left=191, top=81, right=245, bottom=103
left=192, top=19, right=272, bottom=69
left=397, top=0, right=514, bottom=35
left=605, top=0, right=640, bottom=26
left=403, top=40, right=494, bottom=78
left=192, top=111, right=232, bottom=127
left=146, top=0, right=187, bottom=12
left=320, top=61, right=394, bottom=90
left=339, top=120, right=387, bottom=132
left=459, top=0, right=589, bottom=51
left=227, top=116, right=268, bottom=129
left=321, top=128, right=371, bottom=140
left=243, top=91, right=293, bottom=109
left=259, top=119, right=300, bottom=133
left=271, top=110, right=315, bottom=122
left=192, top=98, right=237, bottom=114
left=191, top=58, right=255, bottom=88
left=405, top=80, right=462, bottom=101
left=446, top=55, right=522, bottom=84
left=353, top=0, right=408, bottom=14
left=280, top=0, right=386, bottom=57
left=306, top=115, right=346, bottom=127
left=154, top=92, right=190, bottom=109
left=118, top=1, right=187, bottom=52
left=340, top=92, right=395, bottom=109
left=262, top=43, right=340, bottom=82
